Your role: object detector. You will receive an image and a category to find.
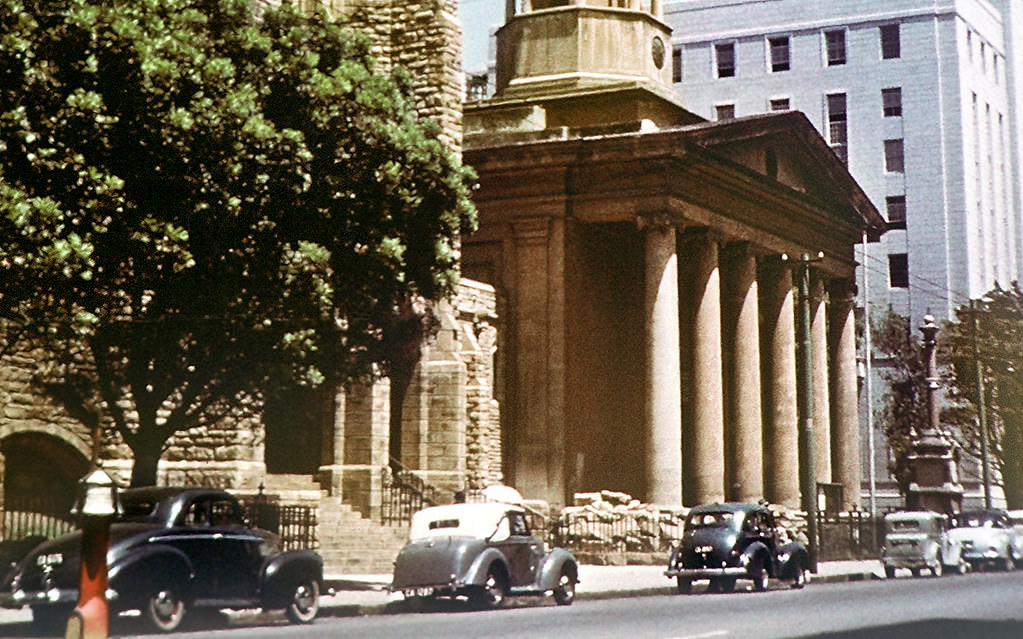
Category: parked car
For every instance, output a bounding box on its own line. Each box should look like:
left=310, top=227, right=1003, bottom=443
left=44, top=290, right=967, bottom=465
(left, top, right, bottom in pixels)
left=948, top=508, right=1023, bottom=571
left=389, top=501, right=578, bottom=609
left=880, top=510, right=967, bottom=578
left=0, top=487, right=323, bottom=632
left=664, top=502, right=809, bottom=594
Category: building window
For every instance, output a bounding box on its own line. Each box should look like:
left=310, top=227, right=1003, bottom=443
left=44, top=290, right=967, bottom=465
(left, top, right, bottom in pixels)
left=769, top=36, right=790, bottom=72
left=884, top=139, right=905, bottom=173
left=888, top=253, right=909, bottom=288
left=881, top=24, right=901, bottom=59
left=826, top=93, right=848, bottom=165
left=672, top=46, right=682, bottom=83
left=825, top=29, right=846, bottom=66
left=882, top=87, right=902, bottom=117
left=769, top=97, right=790, bottom=111
left=715, top=104, right=735, bottom=120
left=715, top=42, right=735, bottom=78
left=885, top=195, right=907, bottom=229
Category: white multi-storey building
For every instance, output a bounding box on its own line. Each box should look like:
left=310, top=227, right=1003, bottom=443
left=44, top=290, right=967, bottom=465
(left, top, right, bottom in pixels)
left=664, top=0, right=1022, bottom=509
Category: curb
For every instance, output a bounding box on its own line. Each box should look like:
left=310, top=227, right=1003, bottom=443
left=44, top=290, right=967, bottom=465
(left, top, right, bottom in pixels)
left=316, top=570, right=880, bottom=618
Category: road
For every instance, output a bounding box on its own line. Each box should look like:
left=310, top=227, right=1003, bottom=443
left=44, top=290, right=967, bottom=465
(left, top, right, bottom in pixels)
left=5, top=572, right=1023, bottom=638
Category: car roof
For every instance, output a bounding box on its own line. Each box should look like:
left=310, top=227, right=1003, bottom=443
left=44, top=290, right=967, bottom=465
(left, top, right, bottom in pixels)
left=408, top=502, right=523, bottom=540
left=884, top=510, right=944, bottom=521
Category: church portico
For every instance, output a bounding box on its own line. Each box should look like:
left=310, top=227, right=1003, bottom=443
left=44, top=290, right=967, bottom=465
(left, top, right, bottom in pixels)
left=463, top=0, right=885, bottom=509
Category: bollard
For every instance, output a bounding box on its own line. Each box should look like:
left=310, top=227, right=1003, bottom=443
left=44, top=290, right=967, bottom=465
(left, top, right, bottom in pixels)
left=64, top=469, right=119, bottom=639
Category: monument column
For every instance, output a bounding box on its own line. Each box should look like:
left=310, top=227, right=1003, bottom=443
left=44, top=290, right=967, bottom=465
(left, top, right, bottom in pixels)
left=828, top=278, right=861, bottom=508
left=640, top=215, right=683, bottom=506
left=681, top=230, right=725, bottom=505
left=759, top=257, right=800, bottom=508
left=810, top=271, right=832, bottom=483
left=721, top=243, right=763, bottom=502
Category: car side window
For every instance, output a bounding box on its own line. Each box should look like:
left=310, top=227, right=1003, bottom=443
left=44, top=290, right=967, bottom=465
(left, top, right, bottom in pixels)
left=510, top=513, right=529, bottom=536
left=185, top=500, right=211, bottom=526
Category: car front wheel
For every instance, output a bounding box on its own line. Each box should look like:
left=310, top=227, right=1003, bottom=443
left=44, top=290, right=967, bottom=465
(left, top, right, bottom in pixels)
left=751, top=558, right=769, bottom=592
left=285, top=578, right=320, bottom=624
left=676, top=577, right=692, bottom=595
left=553, top=567, right=576, bottom=606
left=145, top=585, right=187, bottom=632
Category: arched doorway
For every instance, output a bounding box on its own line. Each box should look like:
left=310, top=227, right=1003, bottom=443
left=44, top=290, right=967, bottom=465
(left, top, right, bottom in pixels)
left=2, top=432, right=89, bottom=513
left=263, top=387, right=329, bottom=475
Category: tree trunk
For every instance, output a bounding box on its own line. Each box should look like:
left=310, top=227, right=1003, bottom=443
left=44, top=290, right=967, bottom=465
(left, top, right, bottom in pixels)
left=129, top=445, right=163, bottom=488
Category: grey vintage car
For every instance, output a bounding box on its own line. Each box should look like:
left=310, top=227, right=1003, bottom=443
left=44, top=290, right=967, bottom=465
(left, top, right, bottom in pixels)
left=948, top=509, right=1023, bottom=571
left=389, top=502, right=578, bottom=608
left=881, top=510, right=967, bottom=578
left=664, top=502, right=809, bottom=593
left=0, top=487, right=322, bottom=633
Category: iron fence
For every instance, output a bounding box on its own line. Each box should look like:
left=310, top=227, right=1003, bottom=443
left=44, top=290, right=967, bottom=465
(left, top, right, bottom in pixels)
left=239, top=496, right=318, bottom=552
left=381, top=462, right=447, bottom=527
left=817, top=509, right=882, bottom=560
left=0, top=496, right=75, bottom=542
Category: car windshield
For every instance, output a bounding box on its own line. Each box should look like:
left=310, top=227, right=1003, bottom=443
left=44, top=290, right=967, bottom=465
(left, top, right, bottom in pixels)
left=687, top=511, right=737, bottom=530
left=887, top=519, right=922, bottom=533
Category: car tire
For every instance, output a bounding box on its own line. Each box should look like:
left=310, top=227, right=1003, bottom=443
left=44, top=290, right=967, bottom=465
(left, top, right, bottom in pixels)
left=884, top=566, right=896, bottom=579
left=471, top=565, right=507, bottom=609
left=790, top=564, right=808, bottom=589
left=30, top=605, right=73, bottom=635
left=752, top=559, right=769, bottom=592
left=1000, top=555, right=1014, bottom=572
left=910, top=567, right=922, bottom=578
left=145, top=585, right=187, bottom=632
left=931, top=556, right=943, bottom=577
left=553, top=567, right=576, bottom=606
left=676, top=577, right=692, bottom=595
left=284, top=578, right=320, bottom=624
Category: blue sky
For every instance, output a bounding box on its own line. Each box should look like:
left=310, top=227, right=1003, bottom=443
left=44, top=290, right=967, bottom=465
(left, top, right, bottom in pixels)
left=460, top=0, right=504, bottom=72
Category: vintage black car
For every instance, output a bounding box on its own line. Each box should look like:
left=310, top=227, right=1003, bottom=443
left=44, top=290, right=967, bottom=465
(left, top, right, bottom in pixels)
left=390, top=502, right=578, bottom=609
left=664, top=502, right=810, bottom=594
left=0, top=487, right=323, bottom=632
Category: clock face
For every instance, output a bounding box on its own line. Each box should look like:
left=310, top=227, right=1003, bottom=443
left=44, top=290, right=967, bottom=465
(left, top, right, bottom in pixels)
left=652, top=36, right=666, bottom=70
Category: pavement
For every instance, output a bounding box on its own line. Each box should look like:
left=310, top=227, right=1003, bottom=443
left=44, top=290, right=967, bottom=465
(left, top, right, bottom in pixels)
left=0, top=559, right=884, bottom=626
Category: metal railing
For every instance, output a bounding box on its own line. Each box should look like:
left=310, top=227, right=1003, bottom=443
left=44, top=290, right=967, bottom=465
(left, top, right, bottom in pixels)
left=240, top=494, right=318, bottom=552
left=0, top=496, right=76, bottom=542
left=380, top=460, right=448, bottom=527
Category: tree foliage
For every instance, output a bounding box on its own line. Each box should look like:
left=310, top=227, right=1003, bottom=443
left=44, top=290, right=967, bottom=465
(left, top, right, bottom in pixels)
left=871, top=307, right=928, bottom=495
left=942, top=283, right=1023, bottom=508
left=0, top=0, right=476, bottom=486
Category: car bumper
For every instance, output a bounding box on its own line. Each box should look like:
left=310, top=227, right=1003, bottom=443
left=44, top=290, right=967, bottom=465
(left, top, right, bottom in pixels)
left=0, top=587, right=77, bottom=608
left=882, top=556, right=934, bottom=569
left=665, top=567, right=747, bottom=580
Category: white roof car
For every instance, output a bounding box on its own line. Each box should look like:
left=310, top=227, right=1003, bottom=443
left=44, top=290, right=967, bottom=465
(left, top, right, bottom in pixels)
left=408, top=502, right=522, bottom=542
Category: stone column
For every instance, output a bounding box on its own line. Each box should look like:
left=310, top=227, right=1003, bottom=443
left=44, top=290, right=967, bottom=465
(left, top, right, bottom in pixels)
left=681, top=230, right=724, bottom=505
left=640, top=216, right=683, bottom=506
left=759, top=258, right=800, bottom=508
left=828, top=279, right=861, bottom=509
left=721, top=243, right=763, bottom=502
left=810, top=272, right=832, bottom=483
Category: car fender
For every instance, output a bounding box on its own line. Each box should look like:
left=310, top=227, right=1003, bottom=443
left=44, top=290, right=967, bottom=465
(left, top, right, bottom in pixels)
left=463, top=547, right=509, bottom=587
left=262, top=549, right=324, bottom=608
left=536, top=548, right=577, bottom=591
left=108, top=544, right=194, bottom=607
left=740, top=541, right=773, bottom=575
left=776, top=541, right=809, bottom=580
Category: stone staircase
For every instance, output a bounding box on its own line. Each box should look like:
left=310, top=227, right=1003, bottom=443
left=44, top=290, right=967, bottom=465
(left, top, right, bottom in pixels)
left=261, top=474, right=408, bottom=575
left=316, top=496, right=409, bottom=575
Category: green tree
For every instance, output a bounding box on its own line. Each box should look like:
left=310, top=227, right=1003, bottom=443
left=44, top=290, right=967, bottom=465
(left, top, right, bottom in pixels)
left=942, top=284, right=1023, bottom=508
left=0, top=0, right=476, bottom=486
left=871, top=307, right=928, bottom=495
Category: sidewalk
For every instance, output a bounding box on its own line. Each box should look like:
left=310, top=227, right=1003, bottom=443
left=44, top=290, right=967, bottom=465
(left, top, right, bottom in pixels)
left=317, top=559, right=884, bottom=617
left=0, top=560, right=883, bottom=626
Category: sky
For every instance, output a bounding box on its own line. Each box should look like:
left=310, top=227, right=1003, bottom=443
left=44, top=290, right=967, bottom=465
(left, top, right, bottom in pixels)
left=459, top=0, right=504, bottom=72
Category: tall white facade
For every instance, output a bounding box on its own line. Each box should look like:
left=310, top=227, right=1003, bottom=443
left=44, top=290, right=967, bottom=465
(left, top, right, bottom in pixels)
left=664, top=0, right=1022, bottom=509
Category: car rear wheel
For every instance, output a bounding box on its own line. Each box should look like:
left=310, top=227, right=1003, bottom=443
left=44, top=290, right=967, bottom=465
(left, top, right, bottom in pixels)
left=471, top=566, right=507, bottom=609
left=145, top=585, right=187, bottom=632
left=884, top=566, right=896, bottom=579
left=552, top=567, right=576, bottom=606
left=931, top=558, right=943, bottom=577
left=285, top=578, right=320, bottom=624
left=790, top=564, right=809, bottom=589
left=675, top=577, right=692, bottom=595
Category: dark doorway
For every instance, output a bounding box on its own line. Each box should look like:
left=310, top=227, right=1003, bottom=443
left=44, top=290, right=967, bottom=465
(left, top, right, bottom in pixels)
left=263, top=387, right=330, bottom=475
left=2, top=432, right=88, bottom=512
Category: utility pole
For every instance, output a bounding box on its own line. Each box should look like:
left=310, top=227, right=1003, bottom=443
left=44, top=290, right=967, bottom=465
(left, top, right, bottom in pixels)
left=796, top=252, right=819, bottom=572
left=971, top=299, right=992, bottom=509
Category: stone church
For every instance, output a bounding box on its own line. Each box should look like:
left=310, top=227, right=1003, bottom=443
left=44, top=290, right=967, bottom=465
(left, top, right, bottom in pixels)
left=0, top=0, right=884, bottom=569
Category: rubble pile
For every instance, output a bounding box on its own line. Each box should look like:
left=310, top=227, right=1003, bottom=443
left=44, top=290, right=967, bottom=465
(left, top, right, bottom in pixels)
left=555, top=490, right=686, bottom=554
